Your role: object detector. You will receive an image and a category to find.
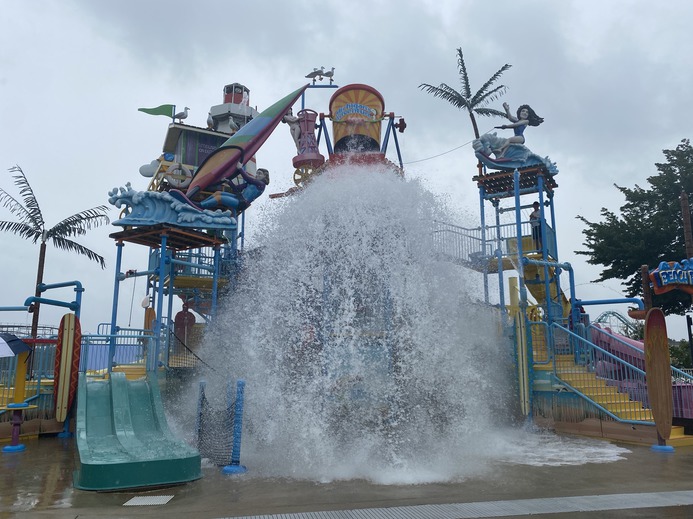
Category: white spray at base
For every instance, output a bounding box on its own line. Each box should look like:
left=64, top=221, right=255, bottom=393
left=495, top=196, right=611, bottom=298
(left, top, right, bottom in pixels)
left=196, top=164, right=630, bottom=483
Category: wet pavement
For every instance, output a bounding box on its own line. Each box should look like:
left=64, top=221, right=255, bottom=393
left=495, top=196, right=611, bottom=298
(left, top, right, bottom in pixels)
left=2, top=436, right=693, bottom=518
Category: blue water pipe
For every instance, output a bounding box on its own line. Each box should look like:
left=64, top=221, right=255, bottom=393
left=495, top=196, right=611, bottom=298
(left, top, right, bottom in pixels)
left=23, top=280, right=84, bottom=318
left=380, top=115, right=404, bottom=169
left=153, top=234, right=168, bottom=372
left=108, top=242, right=125, bottom=372
left=512, top=170, right=528, bottom=308
left=479, top=184, right=489, bottom=303
left=319, top=113, right=334, bottom=156
left=301, top=83, right=338, bottom=111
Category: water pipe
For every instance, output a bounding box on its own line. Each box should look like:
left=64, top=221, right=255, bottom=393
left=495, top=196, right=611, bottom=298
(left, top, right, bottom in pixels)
left=479, top=184, right=489, bottom=303
left=153, top=234, right=168, bottom=372
left=513, top=170, right=528, bottom=306
left=23, top=280, right=84, bottom=318
left=577, top=298, right=645, bottom=310
left=118, top=268, right=158, bottom=280
left=222, top=379, right=247, bottom=474
left=108, top=242, right=124, bottom=371
left=319, top=113, right=334, bottom=156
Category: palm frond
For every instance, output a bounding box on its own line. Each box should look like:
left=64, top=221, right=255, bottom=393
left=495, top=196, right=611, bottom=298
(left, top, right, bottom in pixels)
left=418, top=83, right=470, bottom=110
left=48, top=206, right=110, bottom=238
left=474, top=107, right=510, bottom=119
left=50, top=236, right=107, bottom=269
left=455, top=48, right=472, bottom=100
left=0, top=220, right=43, bottom=242
left=471, top=84, right=510, bottom=109
left=472, top=63, right=512, bottom=102
left=0, top=187, right=34, bottom=225
left=8, top=166, right=44, bottom=231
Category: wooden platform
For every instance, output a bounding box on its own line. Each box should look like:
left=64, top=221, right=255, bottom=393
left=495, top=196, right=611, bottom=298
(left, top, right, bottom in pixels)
left=110, top=224, right=225, bottom=250
left=472, top=165, right=557, bottom=199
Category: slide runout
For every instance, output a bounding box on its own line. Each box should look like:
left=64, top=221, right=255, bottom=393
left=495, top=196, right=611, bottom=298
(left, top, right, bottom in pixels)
left=74, top=372, right=200, bottom=491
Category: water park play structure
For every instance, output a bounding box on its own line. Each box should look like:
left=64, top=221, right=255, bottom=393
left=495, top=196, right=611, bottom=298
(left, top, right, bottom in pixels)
left=3, top=77, right=693, bottom=491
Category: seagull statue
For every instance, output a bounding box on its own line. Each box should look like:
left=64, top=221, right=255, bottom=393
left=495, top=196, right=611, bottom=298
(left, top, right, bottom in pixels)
left=305, top=66, right=325, bottom=84
left=323, top=67, right=335, bottom=84
left=174, top=106, right=190, bottom=123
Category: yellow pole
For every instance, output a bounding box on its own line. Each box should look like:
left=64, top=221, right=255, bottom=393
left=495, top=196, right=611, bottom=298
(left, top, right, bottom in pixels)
left=510, top=277, right=530, bottom=415
left=13, top=351, right=28, bottom=403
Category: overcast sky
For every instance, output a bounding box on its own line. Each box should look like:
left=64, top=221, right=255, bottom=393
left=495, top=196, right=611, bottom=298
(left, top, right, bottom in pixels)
left=1, top=0, right=692, bottom=338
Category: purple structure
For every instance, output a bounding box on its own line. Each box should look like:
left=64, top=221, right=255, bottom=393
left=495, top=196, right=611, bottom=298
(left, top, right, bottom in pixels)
left=292, top=109, right=325, bottom=170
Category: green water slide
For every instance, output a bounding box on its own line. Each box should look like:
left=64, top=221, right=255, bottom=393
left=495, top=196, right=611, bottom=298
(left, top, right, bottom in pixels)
left=74, top=372, right=201, bottom=491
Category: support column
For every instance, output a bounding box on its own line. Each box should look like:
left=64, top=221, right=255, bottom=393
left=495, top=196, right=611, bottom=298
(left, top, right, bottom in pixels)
left=108, top=241, right=124, bottom=372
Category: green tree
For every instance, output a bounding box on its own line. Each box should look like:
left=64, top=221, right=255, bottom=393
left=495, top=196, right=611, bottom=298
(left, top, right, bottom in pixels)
left=576, top=139, right=693, bottom=315
left=0, top=165, right=110, bottom=338
left=419, top=47, right=511, bottom=139
left=670, top=338, right=692, bottom=369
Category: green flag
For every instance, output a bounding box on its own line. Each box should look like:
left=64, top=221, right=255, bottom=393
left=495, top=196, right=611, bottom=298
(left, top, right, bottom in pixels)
left=138, top=104, right=175, bottom=117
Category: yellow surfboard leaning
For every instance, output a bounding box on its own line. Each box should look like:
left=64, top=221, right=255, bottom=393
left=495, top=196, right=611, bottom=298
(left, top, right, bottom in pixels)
left=54, top=313, right=81, bottom=423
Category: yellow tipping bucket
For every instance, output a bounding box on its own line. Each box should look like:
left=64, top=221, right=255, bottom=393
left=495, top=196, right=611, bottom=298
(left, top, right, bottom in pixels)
left=329, top=84, right=385, bottom=154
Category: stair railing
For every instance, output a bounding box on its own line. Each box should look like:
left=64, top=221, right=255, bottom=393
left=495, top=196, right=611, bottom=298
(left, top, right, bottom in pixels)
left=551, top=323, right=654, bottom=424
left=588, top=324, right=693, bottom=420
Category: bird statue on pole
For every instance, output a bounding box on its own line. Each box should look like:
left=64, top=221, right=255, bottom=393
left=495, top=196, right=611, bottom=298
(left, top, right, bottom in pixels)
left=323, top=67, right=335, bottom=84
left=174, top=106, right=190, bottom=123
left=305, top=67, right=325, bottom=84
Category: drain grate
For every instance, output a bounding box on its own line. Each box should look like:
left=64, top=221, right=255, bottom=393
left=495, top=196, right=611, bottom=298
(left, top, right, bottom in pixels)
left=228, top=490, right=693, bottom=518
left=123, top=495, right=174, bottom=506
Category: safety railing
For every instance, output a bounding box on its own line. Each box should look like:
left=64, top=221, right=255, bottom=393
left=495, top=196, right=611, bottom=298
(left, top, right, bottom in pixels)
left=551, top=323, right=653, bottom=424
left=432, top=221, right=493, bottom=266
left=432, top=219, right=556, bottom=267
left=588, top=324, right=693, bottom=419
left=80, top=330, right=152, bottom=376
left=587, top=324, right=645, bottom=371
left=0, top=338, right=58, bottom=419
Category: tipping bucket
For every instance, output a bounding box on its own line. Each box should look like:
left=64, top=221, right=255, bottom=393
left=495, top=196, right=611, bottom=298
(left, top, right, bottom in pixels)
left=329, top=84, right=385, bottom=154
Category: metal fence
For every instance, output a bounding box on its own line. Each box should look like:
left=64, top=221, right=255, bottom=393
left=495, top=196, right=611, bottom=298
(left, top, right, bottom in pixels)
left=552, top=323, right=654, bottom=423
left=432, top=219, right=556, bottom=267
left=588, top=324, right=693, bottom=419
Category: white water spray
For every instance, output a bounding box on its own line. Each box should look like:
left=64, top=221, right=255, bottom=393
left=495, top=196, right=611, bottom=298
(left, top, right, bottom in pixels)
left=194, top=164, right=628, bottom=483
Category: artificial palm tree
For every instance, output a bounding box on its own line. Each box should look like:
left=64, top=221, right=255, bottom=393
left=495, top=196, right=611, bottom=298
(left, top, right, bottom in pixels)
left=0, top=165, right=110, bottom=338
left=419, top=47, right=511, bottom=139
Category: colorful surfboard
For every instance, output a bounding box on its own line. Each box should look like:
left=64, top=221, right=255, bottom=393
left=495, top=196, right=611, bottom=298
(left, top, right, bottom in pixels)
left=644, top=308, right=673, bottom=442
left=186, top=84, right=309, bottom=198
left=54, top=313, right=81, bottom=423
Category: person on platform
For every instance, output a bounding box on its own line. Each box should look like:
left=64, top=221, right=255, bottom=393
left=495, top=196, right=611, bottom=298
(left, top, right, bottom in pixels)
left=530, top=201, right=542, bottom=250
left=495, top=103, right=544, bottom=157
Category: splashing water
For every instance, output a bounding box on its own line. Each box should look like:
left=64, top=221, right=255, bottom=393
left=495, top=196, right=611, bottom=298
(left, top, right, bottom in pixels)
left=195, top=164, right=629, bottom=483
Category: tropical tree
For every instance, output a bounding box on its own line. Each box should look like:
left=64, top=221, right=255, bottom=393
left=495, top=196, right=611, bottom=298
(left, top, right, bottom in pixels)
left=576, top=139, right=693, bottom=315
left=670, top=338, right=692, bottom=369
left=0, top=165, right=110, bottom=338
left=419, top=47, right=511, bottom=139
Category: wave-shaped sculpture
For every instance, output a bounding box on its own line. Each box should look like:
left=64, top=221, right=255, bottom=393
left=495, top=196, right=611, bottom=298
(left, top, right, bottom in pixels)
left=473, top=132, right=558, bottom=175
left=108, top=183, right=236, bottom=230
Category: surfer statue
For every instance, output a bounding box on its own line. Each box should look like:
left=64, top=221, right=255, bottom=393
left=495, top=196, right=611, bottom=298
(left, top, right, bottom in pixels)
left=495, top=103, right=544, bottom=157
left=472, top=102, right=556, bottom=174
left=200, top=167, right=270, bottom=213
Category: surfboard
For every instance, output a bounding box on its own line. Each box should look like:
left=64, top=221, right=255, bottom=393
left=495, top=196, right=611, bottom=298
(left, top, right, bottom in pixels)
left=54, top=313, right=81, bottom=423
left=186, top=84, right=309, bottom=198
left=644, top=308, right=673, bottom=442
